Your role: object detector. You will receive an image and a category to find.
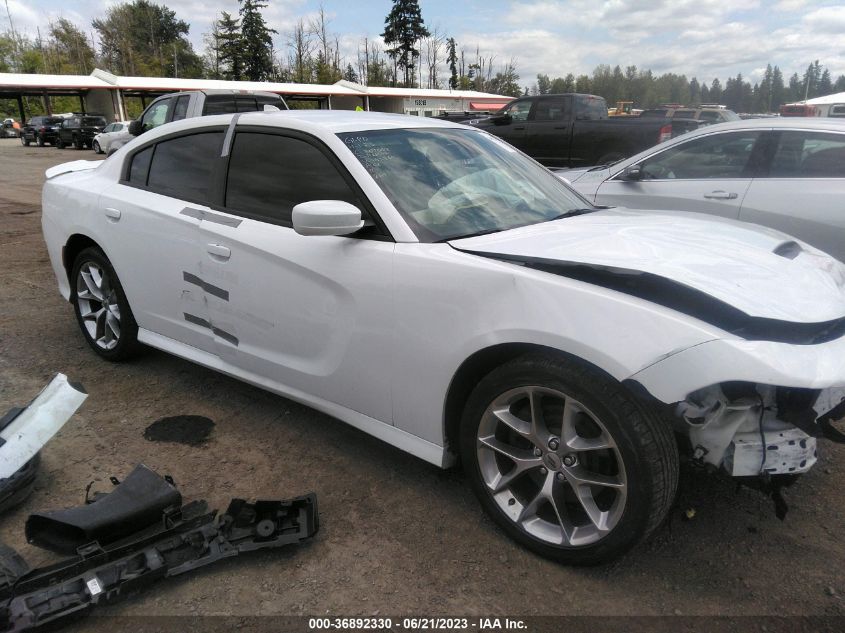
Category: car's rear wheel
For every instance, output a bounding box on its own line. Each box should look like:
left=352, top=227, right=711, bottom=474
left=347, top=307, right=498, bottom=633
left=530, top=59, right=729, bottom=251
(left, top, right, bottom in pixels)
left=73, top=135, right=83, bottom=150
left=36, top=136, right=44, bottom=147
left=56, top=137, right=65, bottom=149
left=93, top=140, right=102, bottom=154
left=460, top=353, right=678, bottom=565
left=70, top=247, right=139, bottom=361
left=21, top=136, right=29, bottom=146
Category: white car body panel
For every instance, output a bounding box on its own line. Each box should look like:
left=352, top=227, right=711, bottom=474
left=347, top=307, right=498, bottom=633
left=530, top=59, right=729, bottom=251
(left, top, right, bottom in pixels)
left=561, top=119, right=845, bottom=262
left=41, top=111, right=845, bottom=471
left=92, top=121, right=132, bottom=154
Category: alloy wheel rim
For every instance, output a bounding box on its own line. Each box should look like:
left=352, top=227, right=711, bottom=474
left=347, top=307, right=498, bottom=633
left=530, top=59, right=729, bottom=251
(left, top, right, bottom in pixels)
left=76, top=262, right=121, bottom=350
left=476, top=386, right=627, bottom=547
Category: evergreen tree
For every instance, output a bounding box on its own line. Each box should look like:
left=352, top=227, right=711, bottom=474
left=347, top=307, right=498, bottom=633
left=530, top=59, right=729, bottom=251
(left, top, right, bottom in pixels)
left=382, top=0, right=430, bottom=87
left=343, top=63, right=358, bottom=83
left=446, top=37, right=458, bottom=89
left=239, top=0, right=277, bottom=81
left=835, top=75, right=845, bottom=93
left=709, top=78, right=722, bottom=104
left=217, top=12, right=243, bottom=80
left=819, top=69, right=832, bottom=97
left=771, top=66, right=785, bottom=109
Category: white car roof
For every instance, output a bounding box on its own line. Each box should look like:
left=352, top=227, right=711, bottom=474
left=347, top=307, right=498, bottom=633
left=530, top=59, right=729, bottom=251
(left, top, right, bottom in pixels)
left=679, top=117, right=845, bottom=136
left=236, top=109, right=469, bottom=133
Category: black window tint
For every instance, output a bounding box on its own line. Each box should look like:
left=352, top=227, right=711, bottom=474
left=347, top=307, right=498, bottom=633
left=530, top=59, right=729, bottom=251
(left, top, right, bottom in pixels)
left=82, top=116, right=106, bottom=126
left=203, top=95, right=235, bottom=115
left=640, top=131, right=761, bottom=180
left=256, top=95, right=282, bottom=108
left=770, top=131, right=845, bottom=178
left=172, top=95, right=190, bottom=121
left=225, top=132, right=361, bottom=225
left=147, top=132, right=223, bottom=202
left=235, top=97, right=258, bottom=112
left=128, top=146, right=153, bottom=185
left=534, top=97, right=569, bottom=121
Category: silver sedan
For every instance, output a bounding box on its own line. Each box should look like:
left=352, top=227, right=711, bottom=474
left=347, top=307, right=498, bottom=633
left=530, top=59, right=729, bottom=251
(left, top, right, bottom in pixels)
left=559, top=118, right=845, bottom=261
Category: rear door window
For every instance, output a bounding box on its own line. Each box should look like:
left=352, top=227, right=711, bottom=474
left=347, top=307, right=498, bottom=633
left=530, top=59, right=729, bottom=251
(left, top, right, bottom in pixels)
left=235, top=97, right=259, bottom=112
left=203, top=95, right=236, bottom=115
left=768, top=131, right=845, bottom=178
left=534, top=97, right=570, bottom=121
left=146, top=131, right=224, bottom=202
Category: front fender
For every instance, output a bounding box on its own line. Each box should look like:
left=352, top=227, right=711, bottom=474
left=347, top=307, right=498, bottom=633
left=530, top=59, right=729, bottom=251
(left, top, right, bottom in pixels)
left=630, top=335, right=845, bottom=403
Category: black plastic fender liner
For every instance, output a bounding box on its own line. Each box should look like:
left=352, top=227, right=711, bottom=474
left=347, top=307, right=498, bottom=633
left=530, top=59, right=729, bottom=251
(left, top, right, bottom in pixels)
left=25, top=464, right=182, bottom=555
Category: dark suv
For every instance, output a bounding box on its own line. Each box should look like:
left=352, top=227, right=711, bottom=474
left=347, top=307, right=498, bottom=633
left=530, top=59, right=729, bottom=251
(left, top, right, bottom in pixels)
left=20, top=116, right=65, bottom=146
left=56, top=115, right=108, bottom=150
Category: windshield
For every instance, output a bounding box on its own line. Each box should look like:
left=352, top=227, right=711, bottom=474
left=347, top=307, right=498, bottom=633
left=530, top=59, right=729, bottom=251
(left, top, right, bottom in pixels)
left=338, top=128, right=593, bottom=242
left=82, top=116, right=106, bottom=127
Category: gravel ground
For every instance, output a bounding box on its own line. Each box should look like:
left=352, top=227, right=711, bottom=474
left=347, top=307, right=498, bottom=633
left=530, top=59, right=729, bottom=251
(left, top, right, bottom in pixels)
left=0, top=137, right=842, bottom=629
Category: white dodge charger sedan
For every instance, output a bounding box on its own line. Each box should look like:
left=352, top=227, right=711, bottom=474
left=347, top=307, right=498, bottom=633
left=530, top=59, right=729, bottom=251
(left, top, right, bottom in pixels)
left=41, top=111, right=845, bottom=564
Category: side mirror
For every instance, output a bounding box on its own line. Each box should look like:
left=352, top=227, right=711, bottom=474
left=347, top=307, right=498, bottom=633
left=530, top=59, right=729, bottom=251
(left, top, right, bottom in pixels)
left=128, top=120, right=143, bottom=136
left=620, top=165, right=643, bottom=181
left=493, top=113, right=512, bottom=125
left=292, top=200, right=364, bottom=237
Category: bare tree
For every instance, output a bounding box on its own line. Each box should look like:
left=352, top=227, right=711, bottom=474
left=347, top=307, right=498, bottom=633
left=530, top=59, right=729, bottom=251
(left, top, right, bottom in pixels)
left=423, top=25, right=445, bottom=89
left=287, top=18, right=314, bottom=83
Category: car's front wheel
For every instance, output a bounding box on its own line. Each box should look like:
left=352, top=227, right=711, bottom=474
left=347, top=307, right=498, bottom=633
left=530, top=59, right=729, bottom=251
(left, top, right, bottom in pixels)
left=460, top=354, right=678, bottom=565
left=21, top=136, right=29, bottom=146
left=56, top=137, right=65, bottom=149
left=36, top=136, right=44, bottom=147
left=93, top=140, right=102, bottom=154
left=70, top=247, right=139, bottom=361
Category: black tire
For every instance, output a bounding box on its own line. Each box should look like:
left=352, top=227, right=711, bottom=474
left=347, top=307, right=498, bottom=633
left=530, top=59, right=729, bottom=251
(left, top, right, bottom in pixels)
left=73, top=135, right=83, bottom=150
left=37, top=136, right=44, bottom=147
left=93, top=140, right=102, bottom=154
left=56, top=137, right=65, bottom=149
left=21, top=136, right=29, bottom=147
left=460, top=353, right=678, bottom=565
left=70, top=247, right=140, bottom=361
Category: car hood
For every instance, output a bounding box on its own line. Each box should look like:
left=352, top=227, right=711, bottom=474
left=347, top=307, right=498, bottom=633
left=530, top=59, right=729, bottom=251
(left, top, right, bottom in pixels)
left=449, top=208, right=845, bottom=325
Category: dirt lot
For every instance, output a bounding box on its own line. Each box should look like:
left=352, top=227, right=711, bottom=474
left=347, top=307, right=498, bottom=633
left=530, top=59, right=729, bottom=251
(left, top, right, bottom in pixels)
left=0, top=137, right=843, bottom=627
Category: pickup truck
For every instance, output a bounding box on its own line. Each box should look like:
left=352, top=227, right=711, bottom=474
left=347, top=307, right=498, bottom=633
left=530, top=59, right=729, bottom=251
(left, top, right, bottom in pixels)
left=467, top=93, right=699, bottom=167
left=128, top=90, right=287, bottom=139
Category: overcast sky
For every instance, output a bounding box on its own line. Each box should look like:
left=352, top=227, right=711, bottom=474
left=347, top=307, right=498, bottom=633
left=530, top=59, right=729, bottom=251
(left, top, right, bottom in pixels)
left=4, top=0, right=845, bottom=86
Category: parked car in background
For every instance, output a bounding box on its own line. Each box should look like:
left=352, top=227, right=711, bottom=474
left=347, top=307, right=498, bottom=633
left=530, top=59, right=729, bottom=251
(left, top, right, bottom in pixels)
left=1, top=118, right=19, bottom=138
left=466, top=93, right=700, bottom=167
left=20, top=116, right=65, bottom=146
left=129, top=90, right=287, bottom=137
left=93, top=121, right=132, bottom=155
left=557, top=118, right=845, bottom=261
left=640, top=105, right=740, bottom=125
left=41, top=111, right=845, bottom=564
left=56, top=114, right=107, bottom=150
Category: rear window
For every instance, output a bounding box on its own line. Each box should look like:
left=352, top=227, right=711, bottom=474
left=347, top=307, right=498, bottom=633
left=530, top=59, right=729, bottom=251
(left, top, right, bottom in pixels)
left=146, top=131, right=223, bottom=203
left=82, top=117, right=106, bottom=126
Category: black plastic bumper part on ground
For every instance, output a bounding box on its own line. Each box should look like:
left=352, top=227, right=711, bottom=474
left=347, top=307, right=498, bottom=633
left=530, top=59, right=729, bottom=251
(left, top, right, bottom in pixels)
left=1, top=493, right=319, bottom=632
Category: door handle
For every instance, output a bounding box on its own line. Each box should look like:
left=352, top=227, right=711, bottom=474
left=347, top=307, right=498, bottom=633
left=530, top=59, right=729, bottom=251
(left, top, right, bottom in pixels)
left=206, top=244, right=231, bottom=260
left=104, top=207, right=121, bottom=221
left=703, top=191, right=738, bottom=200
